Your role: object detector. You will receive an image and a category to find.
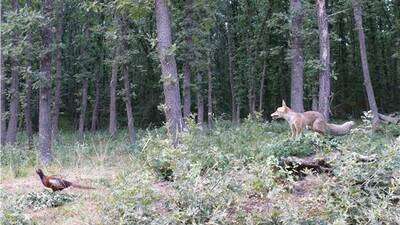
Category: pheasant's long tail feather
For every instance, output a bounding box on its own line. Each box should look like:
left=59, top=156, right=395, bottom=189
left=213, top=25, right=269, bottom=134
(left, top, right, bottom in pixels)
left=71, top=183, right=95, bottom=189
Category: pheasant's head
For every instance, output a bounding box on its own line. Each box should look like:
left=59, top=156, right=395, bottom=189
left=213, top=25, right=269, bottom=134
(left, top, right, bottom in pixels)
left=36, top=168, right=44, bottom=177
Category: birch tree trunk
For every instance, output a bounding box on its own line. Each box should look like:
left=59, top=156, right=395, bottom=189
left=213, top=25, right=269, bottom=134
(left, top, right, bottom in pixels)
left=290, top=0, right=304, bottom=113
left=155, top=0, right=185, bottom=146
left=39, top=0, right=54, bottom=164
left=317, top=0, right=331, bottom=120
left=352, top=0, right=380, bottom=127
left=6, top=0, right=20, bottom=145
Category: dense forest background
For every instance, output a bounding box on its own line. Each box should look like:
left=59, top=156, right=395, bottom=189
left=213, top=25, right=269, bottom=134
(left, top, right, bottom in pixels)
left=1, top=0, right=399, bottom=145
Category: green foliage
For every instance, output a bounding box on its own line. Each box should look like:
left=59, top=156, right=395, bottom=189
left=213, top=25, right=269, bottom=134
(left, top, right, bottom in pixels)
left=99, top=120, right=400, bottom=224
left=16, top=191, right=76, bottom=211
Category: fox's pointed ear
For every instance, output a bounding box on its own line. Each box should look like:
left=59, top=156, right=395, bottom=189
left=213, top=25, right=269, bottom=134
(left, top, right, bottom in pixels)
left=282, top=100, right=287, bottom=107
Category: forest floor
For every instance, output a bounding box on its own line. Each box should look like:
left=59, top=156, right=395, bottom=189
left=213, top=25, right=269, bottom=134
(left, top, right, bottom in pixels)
left=1, top=120, right=399, bottom=224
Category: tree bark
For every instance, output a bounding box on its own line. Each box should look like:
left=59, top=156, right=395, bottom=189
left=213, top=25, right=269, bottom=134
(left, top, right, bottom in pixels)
left=290, top=0, right=305, bottom=113
left=227, top=26, right=237, bottom=124
left=78, top=78, right=88, bottom=140
left=259, top=63, right=267, bottom=112
left=121, top=17, right=136, bottom=144
left=183, top=0, right=193, bottom=119
left=317, top=0, right=331, bottom=120
left=6, top=0, right=20, bottom=145
left=207, top=54, right=213, bottom=128
left=0, top=42, right=6, bottom=146
left=109, top=38, right=118, bottom=137
left=52, top=2, right=64, bottom=139
left=196, top=73, right=204, bottom=126
left=122, top=65, right=136, bottom=144
left=39, top=0, right=54, bottom=164
left=352, top=0, right=380, bottom=127
left=155, top=0, right=185, bottom=146
left=91, top=62, right=101, bottom=132
left=23, top=0, right=33, bottom=145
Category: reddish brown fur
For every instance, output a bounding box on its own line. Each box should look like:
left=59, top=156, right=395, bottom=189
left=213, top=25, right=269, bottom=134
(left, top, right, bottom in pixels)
left=271, top=100, right=354, bottom=138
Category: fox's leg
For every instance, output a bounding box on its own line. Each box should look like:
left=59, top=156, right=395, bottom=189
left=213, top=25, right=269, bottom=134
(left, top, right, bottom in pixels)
left=312, top=119, right=326, bottom=135
left=290, top=124, right=296, bottom=139
left=294, top=121, right=304, bottom=138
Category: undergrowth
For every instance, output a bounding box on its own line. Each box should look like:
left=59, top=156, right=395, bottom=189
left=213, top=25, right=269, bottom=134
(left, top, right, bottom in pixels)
left=1, top=118, right=399, bottom=224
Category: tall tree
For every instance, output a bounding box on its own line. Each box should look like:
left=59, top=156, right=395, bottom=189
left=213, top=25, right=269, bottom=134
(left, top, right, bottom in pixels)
left=91, top=59, right=101, bottom=132
left=196, top=73, right=204, bottom=126
left=6, top=0, right=20, bottom=145
left=258, top=63, right=267, bottom=112
left=52, top=1, right=64, bottom=138
left=24, top=0, right=34, bottom=144
left=289, top=0, right=304, bottom=112
left=351, top=0, right=380, bottom=126
left=227, top=23, right=238, bottom=124
left=207, top=54, right=213, bottom=128
left=109, top=47, right=118, bottom=137
left=0, top=41, right=6, bottom=146
left=155, top=0, right=185, bottom=145
left=183, top=0, right=193, bottom=119
left=317, top=0, right=331, bottom=120
left=39, top=0, right=54, bottom=164
left=120, top=16, right=136, bottom=145
left=109, top=15, right=119, bottom=137
left=78, top=28, right=89, bottom=140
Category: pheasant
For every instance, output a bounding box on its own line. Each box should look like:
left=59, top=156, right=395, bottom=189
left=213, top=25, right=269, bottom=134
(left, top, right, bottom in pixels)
left=36, top=169, right=94, bottom=191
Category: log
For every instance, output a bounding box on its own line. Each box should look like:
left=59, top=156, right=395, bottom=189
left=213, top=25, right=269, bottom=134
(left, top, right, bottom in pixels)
left=279, top=154, right=333, bottom=176
left=280, top=152, right=377, bottom=176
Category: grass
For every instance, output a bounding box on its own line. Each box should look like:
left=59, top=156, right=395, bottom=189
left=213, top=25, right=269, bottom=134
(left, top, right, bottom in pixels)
left=1, top=118, right=399, bottom=224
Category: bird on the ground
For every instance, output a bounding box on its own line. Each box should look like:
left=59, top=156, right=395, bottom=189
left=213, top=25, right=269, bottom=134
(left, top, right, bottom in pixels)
left=36, top=168, right=94, bottom=192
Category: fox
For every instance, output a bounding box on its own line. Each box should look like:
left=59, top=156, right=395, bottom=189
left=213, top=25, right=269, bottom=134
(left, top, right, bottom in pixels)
left=271, top=100, right=355, bottom=138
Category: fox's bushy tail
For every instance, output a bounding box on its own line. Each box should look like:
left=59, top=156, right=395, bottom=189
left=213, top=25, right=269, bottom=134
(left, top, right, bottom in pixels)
left=326, top=121, right=355, bottom=136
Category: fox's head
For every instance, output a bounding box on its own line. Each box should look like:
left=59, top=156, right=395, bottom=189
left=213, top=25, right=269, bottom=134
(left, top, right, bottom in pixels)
left=271, top=100, right=290, bottom=119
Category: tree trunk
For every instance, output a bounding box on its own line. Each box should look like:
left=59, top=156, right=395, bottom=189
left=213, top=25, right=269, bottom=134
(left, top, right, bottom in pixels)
left=6, top=0, right=20, bottom=145
left=121, top=17, right=136, bottom=145
left=259, top=63, right=267, bottom=112
left=122, top=65, right=136, bottom=144
left=207, top=54, right=213, bottom=128
left=0, top=44, right=6, bottom=146
left=78, top=79, right=88, bottom=139
left=52, top=2, right=64, bottom=139
left=317, top=0, right=331, bottom=120
left=183, top=0, right=193, bottom=119
left=109, top=46, right=118, bottom=137
left=91, top=62, right=101, bottom=132
left=39, top=0, right=54, bottom=164
left=227, top=26, right=237, bottom=123
left=196, top=73, right=204, bottom=126
left=24, top=0, right=33, bottom=145
left=290, top=0, right=305, bottom=113
left=155, top=0, right=185, bottom=146
left=352, top=0, right=380, bottom=127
